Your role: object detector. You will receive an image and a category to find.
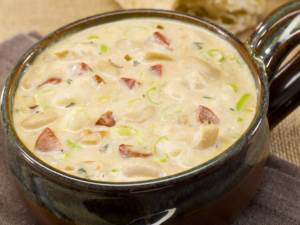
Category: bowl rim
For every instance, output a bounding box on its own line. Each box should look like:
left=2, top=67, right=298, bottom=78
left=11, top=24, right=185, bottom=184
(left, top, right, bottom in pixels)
left=1, top=9, right=268, bottom=192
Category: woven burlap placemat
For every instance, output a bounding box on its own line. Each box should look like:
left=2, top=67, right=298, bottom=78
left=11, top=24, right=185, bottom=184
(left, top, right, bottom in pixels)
left=271, top=109, right=300, bottom=165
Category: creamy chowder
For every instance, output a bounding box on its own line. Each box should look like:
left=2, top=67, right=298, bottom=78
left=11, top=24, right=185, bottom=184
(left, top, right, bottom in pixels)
left=13, top=19, right=257, bottom=182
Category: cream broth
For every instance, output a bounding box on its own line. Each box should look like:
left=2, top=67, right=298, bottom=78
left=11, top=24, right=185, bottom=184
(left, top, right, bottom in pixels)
left=13, top=19, right=257, bottom=182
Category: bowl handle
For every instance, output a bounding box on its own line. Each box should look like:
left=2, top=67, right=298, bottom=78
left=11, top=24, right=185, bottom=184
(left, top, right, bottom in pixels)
left=248, top=0, right=300, bottom=129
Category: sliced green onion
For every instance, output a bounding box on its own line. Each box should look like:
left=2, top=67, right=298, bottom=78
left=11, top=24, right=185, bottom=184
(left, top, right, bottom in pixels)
left=236, top=93, right=251, bottom=111
left=145, top=86, right=161, bottom=104
left=66, top=139, right=81, bottom=150
left=202, top=96, right=213, bottom=99
left=87, top=35, right=99, bottom=40
left=237, top=117, right=244, bottom=122
left=228, top=55, right=242, bottom=65
left=116, top=125, right=137, bottom=136
left=111, top=168, right=118, bottom=173
left=154, top=136, right=169, bottom=154
left=98, top=95, right=111, bottom=102
left=159, top=155, right=169, bottom=163
left=127, top=98, right=142, bottom=106
left=207, top=49, right=225, bottom=62
left=63, top=152, right=71, bottom=159
left=100, top=44, right=108, bottom=54
left=228, top=83, right=238, bottom=93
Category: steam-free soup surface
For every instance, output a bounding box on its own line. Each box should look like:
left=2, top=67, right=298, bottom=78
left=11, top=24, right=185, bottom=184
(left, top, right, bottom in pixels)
left=13, top=19, right=257, bottom=182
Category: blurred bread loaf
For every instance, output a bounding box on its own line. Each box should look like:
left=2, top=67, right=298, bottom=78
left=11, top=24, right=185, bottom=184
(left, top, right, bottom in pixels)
left=115, top=0, right=266, bottom=34
left=115, top=0, right=178, bottom=10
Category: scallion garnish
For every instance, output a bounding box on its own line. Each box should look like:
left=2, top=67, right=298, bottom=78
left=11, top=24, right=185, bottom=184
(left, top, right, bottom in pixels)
left=66, top=139, right=81, bottom=150
left=228, top=83, right=238, bottom=93
left=87, top=35, right=99, bottom=40
left=100, top=44, right=108, bottom=54
left=236, top=93, right=251, bottom=111
left=116, top=125, right=137, bottom=136
left=207, top=49, right=225, bottom=62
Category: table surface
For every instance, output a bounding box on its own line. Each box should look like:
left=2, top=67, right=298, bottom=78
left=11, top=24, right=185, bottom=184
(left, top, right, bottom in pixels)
left=0, top=0, right=299, bottom=165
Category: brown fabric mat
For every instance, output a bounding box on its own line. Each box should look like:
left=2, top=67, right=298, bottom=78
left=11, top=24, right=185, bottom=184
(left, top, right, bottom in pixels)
left=0, top=34, right=299, bottom=225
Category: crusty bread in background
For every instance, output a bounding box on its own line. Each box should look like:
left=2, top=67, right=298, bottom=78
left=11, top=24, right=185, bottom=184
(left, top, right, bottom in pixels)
left=115, top=0, right=178, bottom=10
left=115, top=0, right=266, bottom=34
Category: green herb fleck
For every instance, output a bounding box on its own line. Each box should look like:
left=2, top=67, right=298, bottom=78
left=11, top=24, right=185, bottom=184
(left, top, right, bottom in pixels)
left=66, top=79, right=72, bottom=84
left=100, top=44, right=108, bottom=54
left=229, top=55, right=242, bottom=65
left=236, top=93, right=251, bottom=111
left=66, top=139, right=82, bottom=150
left=87, top=35, right=99, bottom=40
left=203, top=96, right=213, bottom=99
left=133, top=60, right=140, bottom=66
left=116, top=125, right=137, bottom=136
left=228, top=83, right=238, bottom=93
left=63, top=152, right=71, bottom=159
left=230, top=107, right=235, bottom=111
left=128, top=98, right=141, bottom=106
left=111, top=168, right=118, bottom=173
left=237, top=117, right=244, bottom=122
left=98, top=95, right=111, bottom=102
left=194, top=42, right=203, bottom=50
left=159, top=155, right=169, bottom=163
left=207, top=49, right=225, bottom=62
left=145, top=86, right=161, bottom=104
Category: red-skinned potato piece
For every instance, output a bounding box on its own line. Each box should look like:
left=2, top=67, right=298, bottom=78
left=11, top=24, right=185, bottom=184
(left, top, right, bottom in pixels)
left=71, top=62, right=93, bottom=76
left=79, top=62, right=92, bottom=72
left=121, top=77, right=141, bottom=89
left=35, top=128, right=62, bottom=152
left=37, top=77, right=62, bottom=88
left=198, top=105, right=220, bottom=124
left=150, top=64, right=163, bottom=76
left=153, top=32, right=170, bottom=47
left=96, top=111, right=116, bottom=127
left=119, top=144, right=152, bottom=158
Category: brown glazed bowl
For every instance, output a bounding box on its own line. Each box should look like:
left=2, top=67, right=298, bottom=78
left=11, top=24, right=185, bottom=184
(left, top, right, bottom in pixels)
left=1, top=1, right=300, bottom=225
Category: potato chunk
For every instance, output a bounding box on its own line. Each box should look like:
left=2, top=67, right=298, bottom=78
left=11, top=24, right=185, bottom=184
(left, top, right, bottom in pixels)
left=80, top=130, right=101, bottom=145
left=199, top=125, right=219, bottom=148
left=21, top=111, right=58, bottom=129
left=124, top=106, right=155, bottom=123
left=144, top=52, right=173, bottom=61
left=123, top=163, right=160, bottom=178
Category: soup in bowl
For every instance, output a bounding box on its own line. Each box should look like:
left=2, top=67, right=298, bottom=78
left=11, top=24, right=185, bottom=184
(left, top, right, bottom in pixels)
left=2, top=3, right=300, bottom=225
left=13, top=19, right=257, bottom=182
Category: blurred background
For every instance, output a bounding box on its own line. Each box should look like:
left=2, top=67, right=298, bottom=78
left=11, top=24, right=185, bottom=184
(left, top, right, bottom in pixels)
left=0, top=0, right=291, bottom=41
left=0, top=0, right=298, bottom=165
